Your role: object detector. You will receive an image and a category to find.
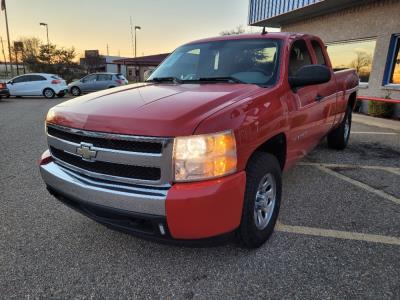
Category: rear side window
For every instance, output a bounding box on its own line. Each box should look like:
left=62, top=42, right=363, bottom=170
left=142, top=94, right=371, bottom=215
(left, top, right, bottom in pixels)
left=116, top=74, right=126, bottom=80
left=29, top=75, right=47, bottom=81
left=312, top=41, right=327, bottom=65
left=289, top=40, right=312, bottom=76
left=97, top=74, right=112, bottom=81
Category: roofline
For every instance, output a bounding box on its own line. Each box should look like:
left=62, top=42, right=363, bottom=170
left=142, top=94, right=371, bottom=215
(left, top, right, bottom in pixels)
left=250, top=0, right=376, bottom=27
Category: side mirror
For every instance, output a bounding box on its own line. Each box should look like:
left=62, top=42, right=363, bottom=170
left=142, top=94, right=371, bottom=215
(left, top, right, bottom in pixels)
left=289, top=65, right=331, bottom=90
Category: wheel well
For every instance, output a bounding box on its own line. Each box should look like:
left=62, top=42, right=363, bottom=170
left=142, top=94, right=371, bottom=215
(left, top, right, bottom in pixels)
left=348, top=92, right=357, bottom=110
left=254, top=133, right=287, bottom=170
left=43, top=87, right=54, bottom=94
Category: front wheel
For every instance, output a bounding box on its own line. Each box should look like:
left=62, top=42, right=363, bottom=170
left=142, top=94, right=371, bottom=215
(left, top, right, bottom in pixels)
left=43, top=88, right=55, bottom=99
left=70, top=86, right=81, bottom=96
left=238, top=152, right=282, bottom=248
left=57, top=92, right=66, bottom=98
left=327, top=106, right=352, bottom=150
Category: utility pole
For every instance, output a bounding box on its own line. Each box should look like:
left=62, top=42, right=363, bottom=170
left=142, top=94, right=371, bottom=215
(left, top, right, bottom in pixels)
left=106, top=44, right=109, bottom=56
left=0, top=36, right=8, bottom=78
left=2, top=0, right=13, bottom=77
left=130, top=17, right=134, bottom=57
left=134, top=26, right=141, bottom=58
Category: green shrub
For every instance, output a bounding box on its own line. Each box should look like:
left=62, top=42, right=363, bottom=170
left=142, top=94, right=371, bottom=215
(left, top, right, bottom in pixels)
left=368, top=101, right=394, bottom=118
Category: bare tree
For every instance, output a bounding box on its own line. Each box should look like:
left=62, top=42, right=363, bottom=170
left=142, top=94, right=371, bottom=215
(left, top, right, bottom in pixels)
left=349, top=51, right=372, bottom=73
left=220, top=25, right=246, bottom=36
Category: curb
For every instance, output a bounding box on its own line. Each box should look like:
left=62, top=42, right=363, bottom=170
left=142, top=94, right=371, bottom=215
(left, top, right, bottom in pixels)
left=353, top=113, right=400, bottom=132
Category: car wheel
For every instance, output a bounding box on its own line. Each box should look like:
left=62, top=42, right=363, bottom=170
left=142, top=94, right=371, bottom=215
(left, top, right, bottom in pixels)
left=70, top=86, right=81, bottom=96
left=108, top=86, right=116, bottom=89
left=43, top=88, right=55, bottom=99
left=57, top=92, right=65, bottom=98
left=237, top=152, right=282, bottom=248
left=327, top=105, right=352, bottom=150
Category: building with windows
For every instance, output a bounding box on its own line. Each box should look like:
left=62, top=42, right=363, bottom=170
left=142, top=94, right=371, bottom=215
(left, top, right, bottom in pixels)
left=113, top=53, right=169, bottom=82
left=248, top=0, right=400, bottom=116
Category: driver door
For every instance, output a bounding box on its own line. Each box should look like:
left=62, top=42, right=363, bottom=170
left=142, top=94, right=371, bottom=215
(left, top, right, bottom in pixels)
left=81, top=74, right=97, bottom=92
left=8, top=75, right=29, bottom=96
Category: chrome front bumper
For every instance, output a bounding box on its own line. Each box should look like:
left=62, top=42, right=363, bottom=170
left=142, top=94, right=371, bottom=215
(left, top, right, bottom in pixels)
left=40, top=161, right=169, bottom=216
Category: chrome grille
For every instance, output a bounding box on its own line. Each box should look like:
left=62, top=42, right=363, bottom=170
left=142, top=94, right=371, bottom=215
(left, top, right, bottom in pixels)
left=46, top=124, right=174, bottom=186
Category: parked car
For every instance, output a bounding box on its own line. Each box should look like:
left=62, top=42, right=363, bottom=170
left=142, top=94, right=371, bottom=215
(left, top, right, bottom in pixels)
left=68, top=73, right=128, bottom=96
left=39, top=33, right=359, bottom=248
left=7, top=73, right=68, bottom=99
left=0, top=81, right=10, bottom=98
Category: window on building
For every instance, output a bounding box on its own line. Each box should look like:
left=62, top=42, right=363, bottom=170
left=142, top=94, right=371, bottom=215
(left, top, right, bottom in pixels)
left=311, top=40, right=327, bottom=65
left=288, top=39, right=312, bottom=76
left=383, top=34, right=400, bottom=85
left=327, top=38, right=376, bottom=83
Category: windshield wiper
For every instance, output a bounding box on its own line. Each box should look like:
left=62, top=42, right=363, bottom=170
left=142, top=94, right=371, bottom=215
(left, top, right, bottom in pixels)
left=148, top=77, right=183, bottom=84
left=197, top=76, right=246, bottom=84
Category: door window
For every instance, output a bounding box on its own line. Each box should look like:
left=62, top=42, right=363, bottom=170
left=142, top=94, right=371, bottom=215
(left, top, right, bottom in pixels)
left=26, top=75, right=47, bottom=81
left=12, top=76, right=29, bottom=83
left=289, top=40, right=312, bottom=76
left=97, top=74, right=112, bottom=81
left=311, top=41, right=327, bottom=65
left=83, top=75, right=97, bottom=82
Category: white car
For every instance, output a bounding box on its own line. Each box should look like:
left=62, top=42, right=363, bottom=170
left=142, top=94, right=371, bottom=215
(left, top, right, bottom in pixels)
left=7, top=73, right=68, bottom=99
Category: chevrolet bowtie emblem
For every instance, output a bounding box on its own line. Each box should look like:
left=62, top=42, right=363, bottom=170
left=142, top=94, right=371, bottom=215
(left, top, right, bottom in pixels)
left=76, top=143, right=97, bottom=161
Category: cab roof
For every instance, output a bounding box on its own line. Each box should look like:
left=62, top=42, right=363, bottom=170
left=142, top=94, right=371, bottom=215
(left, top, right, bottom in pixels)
left=186, top=32, right=315, bottom=45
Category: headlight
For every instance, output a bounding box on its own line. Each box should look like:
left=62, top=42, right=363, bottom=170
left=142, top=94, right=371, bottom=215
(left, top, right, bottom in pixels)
left=173, top=131, right=237, bottom=182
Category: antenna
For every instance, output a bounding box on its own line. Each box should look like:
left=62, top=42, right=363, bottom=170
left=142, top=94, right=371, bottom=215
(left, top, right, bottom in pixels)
left=106, top=44, right=109, bottom=56
left=262, top=27, right=268, bottom=35
left=130, top=17, right=135, bottom=57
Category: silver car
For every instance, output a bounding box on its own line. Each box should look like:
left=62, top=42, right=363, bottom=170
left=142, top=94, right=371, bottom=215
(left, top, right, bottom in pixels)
left=68, top=73, right=128, bottom=96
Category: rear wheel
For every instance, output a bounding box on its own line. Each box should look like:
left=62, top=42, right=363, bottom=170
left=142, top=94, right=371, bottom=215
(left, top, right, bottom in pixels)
left=70, top=86, right=81, bottom=96
left=43, top=88, right=55, bottom=99
left=57, top=92, right=66, bottom=98
left=238, top=152, right=282, bottom=248
left=327, top=106, right=352, bottom=150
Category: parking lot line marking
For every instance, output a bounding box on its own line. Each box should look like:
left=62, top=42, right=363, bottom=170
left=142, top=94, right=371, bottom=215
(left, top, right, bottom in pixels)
left=352, top=131, right=398, bottom=135
left=299, top=162, right=400, bottom=175
left=314, top=165, right=400, bottom=205
left=275, top=223, right=400, bottom=246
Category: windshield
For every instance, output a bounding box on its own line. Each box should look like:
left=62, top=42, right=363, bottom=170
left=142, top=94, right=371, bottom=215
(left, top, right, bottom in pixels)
left=148, top=38, right=281, bottom=86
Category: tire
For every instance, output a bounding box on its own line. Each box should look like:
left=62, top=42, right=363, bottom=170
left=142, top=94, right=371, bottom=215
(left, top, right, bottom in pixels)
left=70, top=86, right=81, bottom=96
left=57, top=92, right=65, bottom=98
left=108, top=86, right=116, bottom=89
left=43, top=88, right=55, bottom=99
left=237, top=152, right=282, bottom=248
left=327, top=105, right=352, bottom=150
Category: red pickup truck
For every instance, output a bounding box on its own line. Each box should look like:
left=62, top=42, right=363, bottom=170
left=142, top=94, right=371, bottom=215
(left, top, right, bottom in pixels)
left=39, top=33, right=358, bottom=248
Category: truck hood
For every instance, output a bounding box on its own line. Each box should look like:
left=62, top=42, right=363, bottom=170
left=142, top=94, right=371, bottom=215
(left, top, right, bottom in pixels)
left=47, top=83, right=260, bottom=136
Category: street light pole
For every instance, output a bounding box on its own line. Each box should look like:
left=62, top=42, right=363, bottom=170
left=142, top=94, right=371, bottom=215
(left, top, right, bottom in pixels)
left=40, top=22, right=49, bottom=46
left=40, top=22, right=50, bottom=64
left=134, top=26, right=141, bottom=58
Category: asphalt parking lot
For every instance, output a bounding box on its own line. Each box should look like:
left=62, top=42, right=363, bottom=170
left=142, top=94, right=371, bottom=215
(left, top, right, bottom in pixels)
left=1, top=97, right=399, bottom=299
